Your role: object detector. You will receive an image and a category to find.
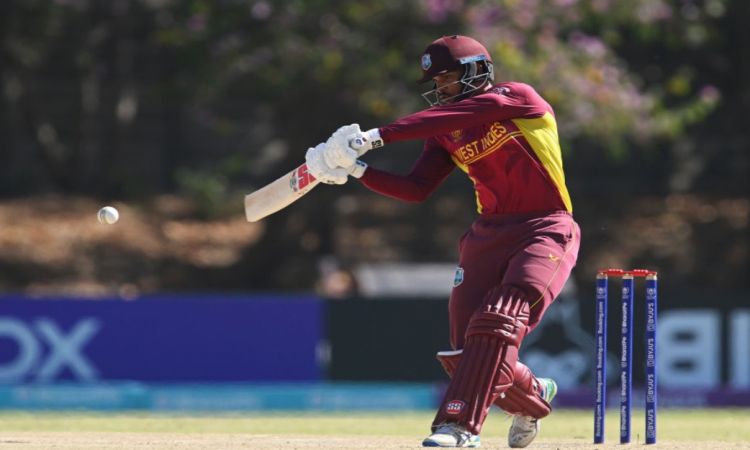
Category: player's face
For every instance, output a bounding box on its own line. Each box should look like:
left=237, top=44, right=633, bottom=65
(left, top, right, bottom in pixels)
left=433, top=69, right=463, bottom=104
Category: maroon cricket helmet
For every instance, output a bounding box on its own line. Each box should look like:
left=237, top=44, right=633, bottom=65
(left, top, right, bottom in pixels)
left=418, top=35, right=493, bottom=83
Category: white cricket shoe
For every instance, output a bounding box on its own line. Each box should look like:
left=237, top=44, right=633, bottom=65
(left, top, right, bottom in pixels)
left=508, top=378, right=558, bottom=448
left=422, top=423, right=481, bottom=447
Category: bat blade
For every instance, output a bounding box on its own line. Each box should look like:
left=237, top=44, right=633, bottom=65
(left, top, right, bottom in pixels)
left=244, top=163, right=321, bottom=222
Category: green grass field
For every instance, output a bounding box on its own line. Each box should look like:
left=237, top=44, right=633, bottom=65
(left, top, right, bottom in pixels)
left=1, top=409, right=749, bottom=448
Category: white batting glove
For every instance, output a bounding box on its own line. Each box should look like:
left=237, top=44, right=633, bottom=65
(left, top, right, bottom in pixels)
left=346, top=160, right=368, bottom=178
left=305, top=143, right=349, bottom=185
left=323, top=124, right=361, bottom=169
left=347, top=128, right=384, bottom=157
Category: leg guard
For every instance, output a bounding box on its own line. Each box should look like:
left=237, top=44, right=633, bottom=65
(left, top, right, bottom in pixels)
left=432, top=285, right=530, bottom=435
left=436, top=354, right=552, bottom=419
left=494, top=361, right=552, bottom=418
left=436, top=349, right=462, bottom=375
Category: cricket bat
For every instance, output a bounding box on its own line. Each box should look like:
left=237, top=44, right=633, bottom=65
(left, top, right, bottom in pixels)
left=244, top=136, right=372, bottom=222
left=244, top=163, right=320, bottom=222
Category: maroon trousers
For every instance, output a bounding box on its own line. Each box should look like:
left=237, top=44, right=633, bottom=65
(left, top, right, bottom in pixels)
left=449, top=210, right=580, bottom=350
left=434, top=211, right=580, bottom=432
left=431, top=210, right=580, bottom=433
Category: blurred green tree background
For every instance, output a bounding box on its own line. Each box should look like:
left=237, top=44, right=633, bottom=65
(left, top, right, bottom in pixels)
left=0, top=0, right=746, bottom=294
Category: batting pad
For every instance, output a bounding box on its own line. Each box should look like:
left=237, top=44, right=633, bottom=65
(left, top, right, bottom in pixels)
left=432, top=285, right=530, bottom=435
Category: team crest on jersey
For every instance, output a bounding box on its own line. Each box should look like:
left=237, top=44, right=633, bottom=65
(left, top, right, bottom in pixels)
left=450, top=129, right=463, bottom=142
left=453, top=267, right=464, bottom=287
left=421, top=53, right=432, bottom=70
left=446, top=400, right=465, bottom=415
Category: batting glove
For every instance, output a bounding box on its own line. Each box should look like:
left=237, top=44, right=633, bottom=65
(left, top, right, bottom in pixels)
left=346, top=160, right=368, bottom=179
left=348, top=128, right=384, bottom=156
left=306, top=143, right=349, bottom=185
left=323, top=124, right=361, bottom=169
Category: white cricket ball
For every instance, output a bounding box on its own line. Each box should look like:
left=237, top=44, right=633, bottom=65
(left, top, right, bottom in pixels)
left=97, top=206, right=119, bottom=224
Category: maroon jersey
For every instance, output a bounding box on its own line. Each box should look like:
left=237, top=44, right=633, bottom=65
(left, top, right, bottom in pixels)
left=360, top=82, right=572, bottom=215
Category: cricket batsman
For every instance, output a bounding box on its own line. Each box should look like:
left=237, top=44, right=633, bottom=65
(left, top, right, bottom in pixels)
left=305, top=35, right=581, bottom=448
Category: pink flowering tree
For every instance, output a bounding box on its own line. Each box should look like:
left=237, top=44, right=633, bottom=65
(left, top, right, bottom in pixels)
left=420, top=0, right=723, bottom=154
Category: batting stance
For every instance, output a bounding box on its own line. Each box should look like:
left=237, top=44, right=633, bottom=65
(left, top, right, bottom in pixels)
left=306, top=35, right=581, bottom=448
